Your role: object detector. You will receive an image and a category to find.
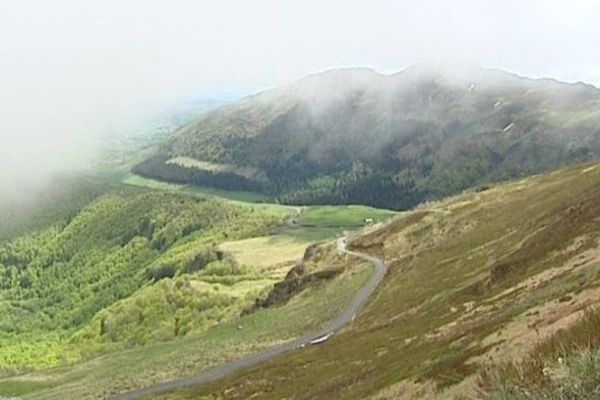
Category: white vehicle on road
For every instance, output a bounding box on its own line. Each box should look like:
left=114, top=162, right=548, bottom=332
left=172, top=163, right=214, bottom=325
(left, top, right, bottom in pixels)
left=112, top=232, right=387, bottom=400
left=310, top=332, right=334, bottom=345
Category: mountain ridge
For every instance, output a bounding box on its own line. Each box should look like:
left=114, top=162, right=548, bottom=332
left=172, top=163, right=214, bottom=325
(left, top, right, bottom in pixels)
left=135, top=65, right=600, bottom=209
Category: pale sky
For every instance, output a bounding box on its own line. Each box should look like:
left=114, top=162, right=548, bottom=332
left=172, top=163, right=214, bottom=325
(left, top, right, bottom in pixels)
left=1, top=0, right=599, bottom=191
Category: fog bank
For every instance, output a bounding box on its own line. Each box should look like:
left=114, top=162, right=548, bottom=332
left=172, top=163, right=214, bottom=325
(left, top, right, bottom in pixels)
left=1, top=0, right=599, bottom=201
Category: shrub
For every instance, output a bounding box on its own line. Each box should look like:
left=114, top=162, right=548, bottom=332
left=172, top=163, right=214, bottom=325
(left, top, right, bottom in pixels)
left=149, top=264, right=176, bottom=282
left=477, top=306, right=600, bottom=399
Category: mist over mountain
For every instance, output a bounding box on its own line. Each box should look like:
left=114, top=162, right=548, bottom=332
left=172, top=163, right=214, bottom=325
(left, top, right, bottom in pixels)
left=135, top=65, right=600, bottom=209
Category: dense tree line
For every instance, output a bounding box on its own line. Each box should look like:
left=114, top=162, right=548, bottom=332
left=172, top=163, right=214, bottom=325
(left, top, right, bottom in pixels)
left=133, top=156, right=264, bottom=192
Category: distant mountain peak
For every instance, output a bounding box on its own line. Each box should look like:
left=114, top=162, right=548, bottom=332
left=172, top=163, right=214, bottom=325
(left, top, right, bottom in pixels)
left=136, top=65, right=600, bottom=211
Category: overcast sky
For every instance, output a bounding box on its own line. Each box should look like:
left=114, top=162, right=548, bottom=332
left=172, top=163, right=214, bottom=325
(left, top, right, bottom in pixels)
left=1, top=0, right=599, bottom=191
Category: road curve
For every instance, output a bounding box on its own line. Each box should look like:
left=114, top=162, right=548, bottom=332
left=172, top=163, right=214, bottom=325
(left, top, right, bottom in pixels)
left=111, top=238, right=386, bottom=400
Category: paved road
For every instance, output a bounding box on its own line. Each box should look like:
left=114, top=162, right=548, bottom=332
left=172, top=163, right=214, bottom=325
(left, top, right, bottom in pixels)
left=111, top=238, right=386, bottom=400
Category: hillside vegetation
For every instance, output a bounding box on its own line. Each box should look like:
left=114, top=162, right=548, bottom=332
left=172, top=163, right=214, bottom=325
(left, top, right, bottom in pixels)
left=0, top=188, right=284, bottom=372
left=1, top=262, right=373, bottom=400
left=152, top=161, right=600, bottom=400
left=477, top=306, right=600, bottom=399
left=0, top=216, right=377, bottom=399
left=136, top=65, right=600, bottom=209
left=0, top=175, right=109, bottom=243
left=0, top=175, right=399, bottom=399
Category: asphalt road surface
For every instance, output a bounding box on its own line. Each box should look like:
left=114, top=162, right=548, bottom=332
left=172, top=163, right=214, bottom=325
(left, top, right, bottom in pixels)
left=111, top=237, right=387, bottom=400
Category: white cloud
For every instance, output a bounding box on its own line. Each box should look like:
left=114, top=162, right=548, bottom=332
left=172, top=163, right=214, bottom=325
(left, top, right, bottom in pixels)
left=0, top=0, right=599, bottom=193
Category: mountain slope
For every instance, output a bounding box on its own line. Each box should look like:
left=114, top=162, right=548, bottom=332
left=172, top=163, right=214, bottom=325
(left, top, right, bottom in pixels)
left=0, top=188, right=285, bottom=371
left=0, top=191, right=396, bottom=399
left=151, top=160, right=600, bottom=400
left=0, top=175, right=109, bottom=243
left=135, top=65, right=600, bottom=209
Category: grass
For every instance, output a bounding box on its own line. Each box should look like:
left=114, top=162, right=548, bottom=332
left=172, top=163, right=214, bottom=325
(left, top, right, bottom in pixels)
left=0, top=168, right=398, bottom=399
left=0, top=171, right=398, bottom=399
left=219, top=235, right=310, bottom=274
left=121, top=174, right=400, bottom=230
left=0, top=262, right=373, bottom=400
left=166, top=157, right=264, bottom=181
left=298, top=205, right=397, bottom=228
left=121, top=173, right=271, bottom=203
left=148, top=161, right=600, bottom=400
left=121, top=172, right=299, bottom=225
left=476, top=307, right=600, bottom=399
left=276, top=226, right=343, bottom=242
left=120, top=173, right=398, bottom=246
left=0, top=380, right=56, bottom=397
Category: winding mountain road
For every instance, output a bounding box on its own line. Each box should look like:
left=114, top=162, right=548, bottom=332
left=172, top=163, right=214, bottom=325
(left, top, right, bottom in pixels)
left=111, top=238, right=386, bottom=400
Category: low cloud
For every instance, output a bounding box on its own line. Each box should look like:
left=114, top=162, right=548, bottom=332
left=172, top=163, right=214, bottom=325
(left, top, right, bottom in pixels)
left=1, top=0, right=599, bottom=202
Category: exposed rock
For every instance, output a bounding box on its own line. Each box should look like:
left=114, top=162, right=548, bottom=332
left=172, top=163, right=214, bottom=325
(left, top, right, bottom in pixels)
left=242, top=264, right=344, bottom=316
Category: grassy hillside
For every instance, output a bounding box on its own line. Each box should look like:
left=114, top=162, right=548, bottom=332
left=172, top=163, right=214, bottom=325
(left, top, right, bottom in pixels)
left=2, top=264, right=373, bottom=399
left=0, top=174, right=400, bottom=399
left=299, top=205, right=396, bottom=228
left=149, top=161, right=600, bottom=400
left=477, top=307, right=600, bottom=399
left=0, top=227, right=374, bottom=399
left=135, top=66, right=600, bottom=210
left=121, top=172, right=272, bottom=203
left=120, top=172, right=399, bottom=241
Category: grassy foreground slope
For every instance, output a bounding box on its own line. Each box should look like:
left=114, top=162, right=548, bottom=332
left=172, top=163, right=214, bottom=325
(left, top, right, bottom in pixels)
left=477, top=306, right=600, bottom=399
left=155, top=161, right=600, bottom=400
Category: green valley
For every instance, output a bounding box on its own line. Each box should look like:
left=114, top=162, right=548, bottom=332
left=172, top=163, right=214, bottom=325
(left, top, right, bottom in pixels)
left=3, top=62, right=600, bottom=400
left=144, top=160, right=600, bottom=400
left=6, top=2, right=600, bottom=399
left=0, top=172, right=397, bottom=399
left=10, top=158, right=600, bottom=400
left=134, top=66, right=600, bottom=211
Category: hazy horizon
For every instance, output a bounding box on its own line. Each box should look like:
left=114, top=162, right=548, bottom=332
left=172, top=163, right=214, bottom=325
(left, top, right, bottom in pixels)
left=1, top=0, right=599, bottom=198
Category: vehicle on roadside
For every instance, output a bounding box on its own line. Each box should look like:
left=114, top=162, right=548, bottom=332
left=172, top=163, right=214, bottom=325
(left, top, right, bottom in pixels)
left=310, top=332, right=334, bottom=345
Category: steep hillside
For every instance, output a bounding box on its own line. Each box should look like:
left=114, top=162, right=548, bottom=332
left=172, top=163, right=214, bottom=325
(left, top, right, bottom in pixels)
left=0, top=176, right=401, bottom=399
left=0, top=201, right=394, bottom=399
left=152, top=161, right=600, bottom=399
left=135, top=65, right=600, bottom=209
left=0, top=175, right=109, bottom=243
left=0, top=188, right=284, bottom=371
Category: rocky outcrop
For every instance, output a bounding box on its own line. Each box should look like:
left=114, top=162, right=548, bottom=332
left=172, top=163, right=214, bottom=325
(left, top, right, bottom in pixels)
left=242, top=264, right=344, bottom=315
